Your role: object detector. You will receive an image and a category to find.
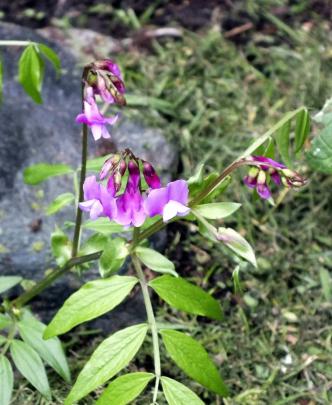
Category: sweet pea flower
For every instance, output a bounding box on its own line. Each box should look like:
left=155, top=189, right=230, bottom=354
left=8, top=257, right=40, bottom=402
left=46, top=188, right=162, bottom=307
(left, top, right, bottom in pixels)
left=76, top=97, right=119, bottom=141
left=145, top=179, right=190, bottom=222
left=143, top=161, right=161, bottom=189
left=115, top=161, right=146, bottom=227
left=79, top=176, right=117, bottom=220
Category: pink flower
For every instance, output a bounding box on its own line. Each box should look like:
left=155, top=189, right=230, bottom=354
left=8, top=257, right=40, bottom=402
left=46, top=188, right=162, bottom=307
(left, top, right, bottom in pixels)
left=75, top=97, right=118, bottom=141
left=145, top=180, right=190, bottom=222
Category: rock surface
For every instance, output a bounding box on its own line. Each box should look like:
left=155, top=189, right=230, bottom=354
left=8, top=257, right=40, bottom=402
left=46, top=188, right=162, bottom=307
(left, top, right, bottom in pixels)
left=0, top=22, right=177, bottom=330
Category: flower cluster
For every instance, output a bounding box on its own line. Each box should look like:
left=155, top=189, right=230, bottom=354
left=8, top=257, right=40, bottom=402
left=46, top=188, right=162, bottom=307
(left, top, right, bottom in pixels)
left=243, top=156, right=306, bottom=199
left=76, top=59, right=126, bottom=141
left=79, top=151, right=190, bottom=227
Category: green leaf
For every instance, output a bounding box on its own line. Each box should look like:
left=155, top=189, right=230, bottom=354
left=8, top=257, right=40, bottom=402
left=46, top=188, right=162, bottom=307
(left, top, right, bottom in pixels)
left=135, top=247, right=178, bottom=277
left=99, top=238, right=129, bottom=277
left=149, top=275, right=222, bottom=320
left=23, top=163, right=73, bottom=185
left=0, top=314, right=12, bottom=330
left=160, top=330, right=228, bottom=397
left=18, top=44, right=44, bottom=103
left=194, top=202, right=241, bottom=220
left=96, top=372, right=154, bottom=405
left=37, top=43, right=61, bottom=75
left=83, top=218, right=126, bottom=234
left=313, top=97, right=332, bottom=126
left=319, top=267, right=331, bottom=301
left=44, top=275, right=138, bottom=338
left=187, top=164, right=204, bottom=186
left=79, top=233, right=108, bottom=256
left=0, top=276, right=22, bottom=294
left=46, top=192, right=75, bottom=215
left=51, top=228, right=72, bottom=266
left=218, top=227, right=257, bottom=267
left=10, top=339, right=51, bottom=400
left=0, top=355, right=14, bottom=405
left=232, top=265, right=242, bottom=294
left=161, top=376, right=204, bottom=405
left=307, top=122, right=332, bottom=174
left=275, top=119, right=291, bottom=167
left=18, top=315, right=71, bottom=383
left=65, top=323, right=148, bottom=405
left=294, top=108, right=310, bottom=153
left=189, top=172, right=231, bottom=202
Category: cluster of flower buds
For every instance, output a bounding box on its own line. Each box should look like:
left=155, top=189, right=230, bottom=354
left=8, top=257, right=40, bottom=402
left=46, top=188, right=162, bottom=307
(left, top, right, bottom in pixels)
left=243, top=156, right=306, bottom=199
left=79, top=150, right=190, bottom=227
left=76, top=59, right=126, bottom=141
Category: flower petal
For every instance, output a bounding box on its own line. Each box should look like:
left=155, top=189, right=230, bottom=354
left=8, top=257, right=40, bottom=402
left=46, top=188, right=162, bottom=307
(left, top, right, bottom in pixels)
left=167, top=180, right=189, bottom=205
left=162, top=200, right=190, bottom=222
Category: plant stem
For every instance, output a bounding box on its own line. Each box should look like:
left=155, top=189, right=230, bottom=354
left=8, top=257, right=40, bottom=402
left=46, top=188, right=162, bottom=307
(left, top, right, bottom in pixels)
left=132, top=229, right=161, bottom=404
left=1, top=323, right=16, bottom=356
left=0, top=40, right=31, bottom=46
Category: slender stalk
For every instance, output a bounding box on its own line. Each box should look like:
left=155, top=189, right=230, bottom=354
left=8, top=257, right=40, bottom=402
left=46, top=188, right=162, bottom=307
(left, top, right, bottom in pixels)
left=0, top=40, right=31, bottom=46
left=132, top=229, right=161, bottom=404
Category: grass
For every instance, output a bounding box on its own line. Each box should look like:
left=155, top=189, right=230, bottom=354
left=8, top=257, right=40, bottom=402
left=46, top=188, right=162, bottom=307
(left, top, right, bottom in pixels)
left=11, top=3, right=332, bottom=404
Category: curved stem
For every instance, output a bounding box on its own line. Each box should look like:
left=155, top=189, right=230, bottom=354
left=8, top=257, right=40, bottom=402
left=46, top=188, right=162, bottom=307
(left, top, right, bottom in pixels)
left=132, top=229, right=161, bottom=403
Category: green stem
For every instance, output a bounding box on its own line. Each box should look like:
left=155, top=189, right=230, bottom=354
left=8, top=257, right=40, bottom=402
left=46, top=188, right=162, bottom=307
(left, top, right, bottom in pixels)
left=132, top=229, right=161, bottom=404
left=1, top=323, right=16, bottom=356
left=0, top=40, right=31, bottom=46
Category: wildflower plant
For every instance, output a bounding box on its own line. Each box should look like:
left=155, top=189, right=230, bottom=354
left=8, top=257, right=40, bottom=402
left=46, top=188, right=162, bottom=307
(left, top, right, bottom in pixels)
left=0, top=50, right=314, bottom=404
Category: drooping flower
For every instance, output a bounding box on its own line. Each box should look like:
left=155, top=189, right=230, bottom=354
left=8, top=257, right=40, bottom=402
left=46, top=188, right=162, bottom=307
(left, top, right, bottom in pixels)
left=145, top=179, right=190, bottom=222
left=143, top=161, right=161, bottom=189
left=243, top=155, right=306, bottom=200
left=115, top=161, right=146, bottom=227
left=76, top=97, right=119, bottom=141
left=79, top=176, right=117, bottom=220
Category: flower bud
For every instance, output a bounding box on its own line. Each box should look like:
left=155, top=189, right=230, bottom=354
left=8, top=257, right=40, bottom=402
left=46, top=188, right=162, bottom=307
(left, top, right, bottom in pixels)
left=257, top=170, right=266, bottom=185
left=113, top=171, right=123, bottom=192
left=119, top=160, right=127, bottom=176
left=143, top=161, right=161, bottom=189
left=99, top=154, right=121, bottom=180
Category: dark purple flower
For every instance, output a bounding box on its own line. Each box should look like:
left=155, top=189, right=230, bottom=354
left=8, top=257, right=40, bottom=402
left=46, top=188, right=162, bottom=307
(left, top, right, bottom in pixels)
left=115, top=161, right=146, bottom=227
left=145, top=180, right=190, bottom=222
left=143, top=162, right=161, bottom=189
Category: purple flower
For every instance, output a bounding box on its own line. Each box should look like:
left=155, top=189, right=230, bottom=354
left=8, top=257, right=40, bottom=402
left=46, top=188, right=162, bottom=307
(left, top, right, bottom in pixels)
left=143, top=161, right=161, bottom=189
left=76, top=97, right=118, bottom=141
left=145, top=180, right=190, bottom=222
left=79, top=176, right=117, bottom=220
left=115, top=161, right=146, bottom=227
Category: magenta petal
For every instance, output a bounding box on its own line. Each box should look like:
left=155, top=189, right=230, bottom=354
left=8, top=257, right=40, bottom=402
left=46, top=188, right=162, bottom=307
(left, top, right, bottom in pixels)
left=271, top=171, right=282, bottom=185
left=167, top=180, right=189, bottom=205
left=144, top=187, right=168, bottom=217
left=79, top=200, right=96, bottom=212
left=243, top=175, right=257, bottom=189
left=253, top=156, right=286, bottom=170
left=90, top=200, right=104, bottom=219
left=83, top=176, right=100, bottom=200
left=257, top=183, right=271, bottom=199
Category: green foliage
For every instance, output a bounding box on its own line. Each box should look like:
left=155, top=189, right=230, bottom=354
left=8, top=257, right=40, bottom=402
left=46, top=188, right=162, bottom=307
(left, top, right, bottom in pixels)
left=307, top=122, right=332, bottom=174
left=46, top=193, right=75, bottom=215
left=99, top=237, right=128, bottom=277
left=0, top=276, right=22, bottom=294
left=96, top=372, right=154, bottom=405
left=83, top=217, right=126, bottom=234
left=10, top=339, right=51, bottom=400
left=51, top=228, right=72, bottom=266
left=23, top=163, right=73, bottom=185
left=194, top=202, right=241, bottom=220
left=0, top=314, right=12, bottom=330
left=65, top=323, right=148, bottom=405
left=161, top=376, right=204, bottom=405
left=160, top=329, right=228, bottom=397
left=135, top=246, right=178, bottom=277
left=44, top=275, right=138, bottom=338
left=18, top=313, right=71, bottom=383
left=18, top=43, right=60, bottom=103
left=149, top=275, right=222, bottom=320
left=79, top=233, right=108, bottom=256
left=0, top=355, right=13, bottom=405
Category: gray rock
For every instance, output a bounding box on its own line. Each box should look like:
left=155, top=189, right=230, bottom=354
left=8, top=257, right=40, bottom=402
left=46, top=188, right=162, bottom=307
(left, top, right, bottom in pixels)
left=0, top=22, right=177, bottom=330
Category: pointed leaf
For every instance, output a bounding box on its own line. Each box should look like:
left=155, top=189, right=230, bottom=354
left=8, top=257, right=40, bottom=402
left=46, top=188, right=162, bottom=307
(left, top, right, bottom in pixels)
left=37, top=43, right=61, bottom=74
left=149, top=275, right=222, bottom=320
left=0, top=355, right=13, bottom=405
left=18, top=44, right=44, bottom=103
left=275, top=119, right=291, bottom=167
left=194, top=202, right=241, bottom=220
left=44, top=275, right=138, bottom=338
left=161, top=376, right=205, bottom=405
left=83, top=218, right=126, bottom=234
left=99, top=237, right=129, bottom=277
left=218, top=227, right=257, bottom=267
left=161, top=330, right=228, bottom=397
left=96, top=372, right=154, bottom=405
left=0, top=314, right=12, bottom=330
left=10, top=339, right=51, bottom=400
left=24, top=163, right=73, bottom=185
left=51, top=228, right=72, bottom=266
left=307, top=122, right=332, bottom=174
left=79, top=233, right=108, bottom=256
left=0, top=276, right=22, bottom=294
left=46, top=193, right=75, bottom=215
left=65, top=323, right=148, bottom=405
left=18, top=315, right=71, bottom=382
left=135, top=247, right=178, bottom=277
left=295, top=108, right=310, bottom=152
